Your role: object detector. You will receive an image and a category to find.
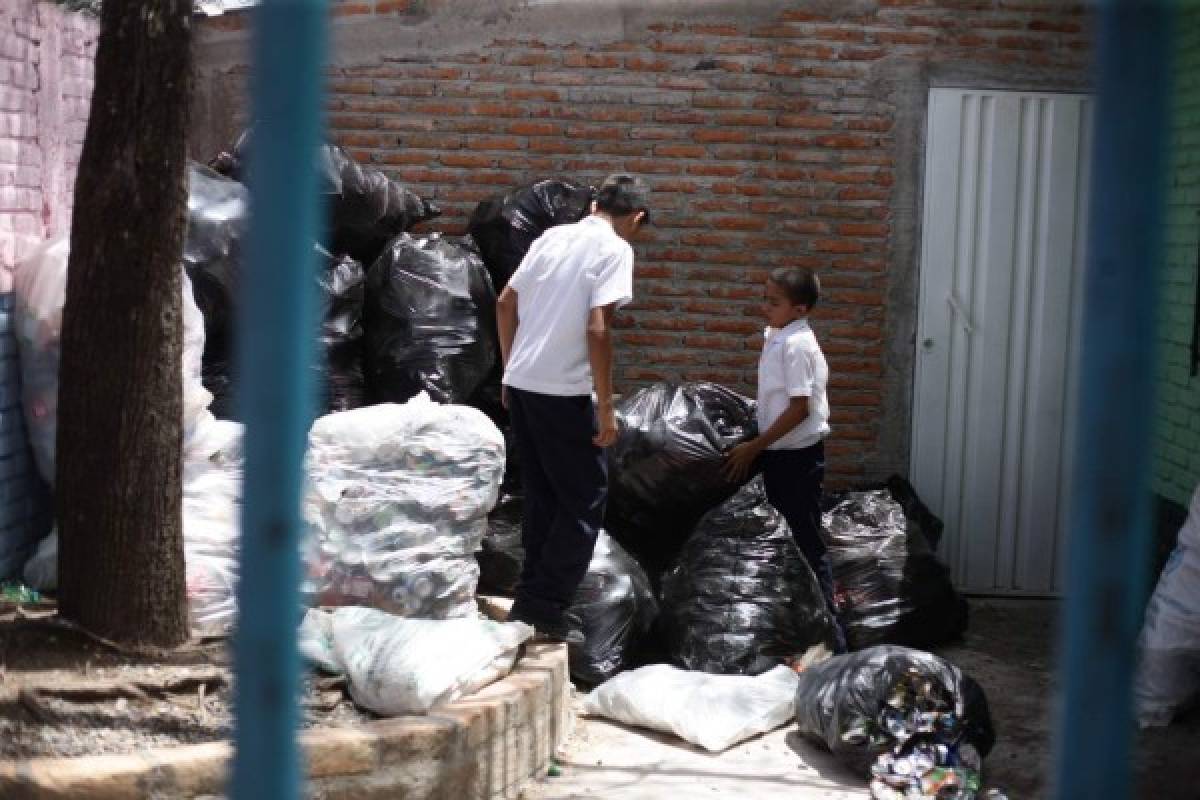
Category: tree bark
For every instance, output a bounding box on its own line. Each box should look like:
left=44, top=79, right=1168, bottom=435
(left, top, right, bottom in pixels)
left=57, top=0, right=193, bottom=647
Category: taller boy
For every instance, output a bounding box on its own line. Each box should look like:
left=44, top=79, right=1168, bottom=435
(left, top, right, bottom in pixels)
left=496, top=174, right=650, bottom=642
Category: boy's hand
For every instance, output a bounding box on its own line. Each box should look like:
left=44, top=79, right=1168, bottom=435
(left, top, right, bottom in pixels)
left=724, top=440, right=763, bottom=481
left=594, top=403, right=619, bottom=448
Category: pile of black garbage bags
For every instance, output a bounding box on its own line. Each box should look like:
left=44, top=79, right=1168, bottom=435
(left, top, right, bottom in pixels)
left=475, top=378, right=972, bottom=693
left=192, top=131, right=596, bottom=422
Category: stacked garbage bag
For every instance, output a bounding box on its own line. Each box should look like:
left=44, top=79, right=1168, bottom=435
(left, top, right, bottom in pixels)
left=214, top=130, right=442, bottom=268
left=299, top=607, right=532, bottom=715
left=362, top=233, right=498, bottom=407
left=467, top=179, right=595, bottom=292
left=12, top=238, right=217, bottom=590
left=823, top=478, right=968, bottom=650
left=304, top=396, right=506, bottom=619
left=658, top=478, right=839, bottom=675
left=606, top=382, right=758, bottom=577
left=794, top=646, right=996, bottom=800
left=184, top=162, right=370, bottom=418
left=1135, top=482, right=1200, bottom=728
left=181, top=418, right=245, bottom=635
left=475, top=498, right=659, bottom=686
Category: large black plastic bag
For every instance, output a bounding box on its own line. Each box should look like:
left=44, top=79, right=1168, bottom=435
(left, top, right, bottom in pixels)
left=315, top=246, right=367, bottom=413
left=823, top=477, right=968, bottom=650
left=570, top=533, right=659, bottom=686
left=363, top=233, right=498, bottom=406
left=217, top=130, right=440, bottom=267
left=475, top=510, right=659, bottom=686
left=659, top=478, right=838, bottom=676
left=467, top=179, right=595, bottom=291
left=793, top=646, right=995, bottom=777
left=606, top=382, right=758, bottom=577
left=183, top=163, right=369, bottom=418
left=476, top=494, right=524, bottom=597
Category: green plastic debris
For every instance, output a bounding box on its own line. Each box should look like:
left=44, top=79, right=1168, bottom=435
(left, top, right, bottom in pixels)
left=0, top=582, right=41, bottom=604
left=547, top=760, right=562, bottom=778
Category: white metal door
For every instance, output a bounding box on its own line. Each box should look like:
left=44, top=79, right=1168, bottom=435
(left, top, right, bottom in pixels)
left=911, top=88, right=1093, bottom=595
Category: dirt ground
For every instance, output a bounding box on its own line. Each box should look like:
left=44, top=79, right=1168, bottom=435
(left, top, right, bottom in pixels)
left=0, top=607, right=369, bottom=759
left=525, top=598, right=1200, bottom=800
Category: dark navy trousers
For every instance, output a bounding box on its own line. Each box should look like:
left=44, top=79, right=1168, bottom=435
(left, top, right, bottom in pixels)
left=760, top=441, right=846, bottom=650
left=506, top=386, right=607, bottom=626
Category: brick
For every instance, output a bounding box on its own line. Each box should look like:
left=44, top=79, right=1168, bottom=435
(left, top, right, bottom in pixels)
left=440, top=153, right=496, bottom=168
left=465, top=136, right=523, bottom=151
left=655, top=144, right=707, bottom=159
left=563, top=52, right=622, bottom=69
left=625, top=56, right=674, bottom=72
left=712, top=216, right=768, bottom=232
left=508, top=121, right=563, bottom=136
left=692, top=93, right=749, bottom=110
left=527, top=71, right=588, bottom=88
left=504, top=87, right=562, bottom=102
left=838, top=222, right=889, bottom=238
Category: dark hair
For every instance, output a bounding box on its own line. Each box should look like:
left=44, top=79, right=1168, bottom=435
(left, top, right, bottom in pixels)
left=769, top=268, right=820, bottom=310
left=595, top=173, right=651, bottom=224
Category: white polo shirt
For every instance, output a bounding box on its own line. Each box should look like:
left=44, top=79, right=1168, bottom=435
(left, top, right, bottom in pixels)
left=757, top=319, right=831, bottom=450
left=502, top=215, right=634, bottom=397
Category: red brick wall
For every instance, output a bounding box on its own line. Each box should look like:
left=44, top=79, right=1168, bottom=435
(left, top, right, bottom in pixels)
left=0, top=1, right=96, bottom=285
left=197, top=1, right=1092, bottom=484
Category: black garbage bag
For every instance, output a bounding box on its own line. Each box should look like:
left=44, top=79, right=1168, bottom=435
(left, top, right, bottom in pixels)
left=475, top=504, right=658, bottom=686
left=658, top=478, right=838, bottom=676
left=216, top=129, right=441, bottom=267
left=476, top=494, right=524, bottom=597
left=363, top=233, right=498, bottom=406
left=605, top=382, right=758, bottom=577
left=184, top=162, right=246, bottom=364
left=467, top=179, right=595, bottom=291
left=183, top=163, right=369, bottom=419
left=316, top=247, right=367, bottom=413
left=823, top=478, right=968, bottom=650
left=793, top=646, right=995, bottom=777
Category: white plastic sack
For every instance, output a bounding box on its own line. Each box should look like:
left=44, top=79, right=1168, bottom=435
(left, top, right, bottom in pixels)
left=1136, top=484, right=1200, bottom=727
left=182, top=418, right=244, bottom=636
left=304, top=395, right=505, bottom=619
left=583, top=663, right=800, bottom=752
left=13, top=238, right=214, bottom=485
left=320, top=606, right=531, bottom=715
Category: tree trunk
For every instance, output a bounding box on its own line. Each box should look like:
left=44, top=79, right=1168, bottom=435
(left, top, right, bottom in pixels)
left=57, top=0, right=193, bottom=647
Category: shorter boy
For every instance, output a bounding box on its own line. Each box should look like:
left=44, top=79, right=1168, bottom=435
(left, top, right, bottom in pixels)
left=725, top=268, right=846, bottom=653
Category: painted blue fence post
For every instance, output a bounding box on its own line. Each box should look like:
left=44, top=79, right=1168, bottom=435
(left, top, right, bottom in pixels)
left=231, top=0, right=328, bottom=797
left=1054, top=2, right=1173, bottom=798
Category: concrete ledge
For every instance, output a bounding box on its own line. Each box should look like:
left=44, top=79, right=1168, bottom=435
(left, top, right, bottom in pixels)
left=0, top=643, right=570, bottom=800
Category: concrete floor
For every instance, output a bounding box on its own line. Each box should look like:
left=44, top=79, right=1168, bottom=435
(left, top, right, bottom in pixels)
left=522, top=598, right=1200, bottom=800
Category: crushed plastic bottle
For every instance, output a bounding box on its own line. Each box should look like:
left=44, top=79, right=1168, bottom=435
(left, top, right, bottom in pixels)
left=0, top=582, right=42, bottom=604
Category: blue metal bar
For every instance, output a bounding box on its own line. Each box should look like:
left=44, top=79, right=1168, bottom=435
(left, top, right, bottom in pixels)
left=232, top=0, right=328, bottom=797
left=1054, top=2, right=1173, bottom=798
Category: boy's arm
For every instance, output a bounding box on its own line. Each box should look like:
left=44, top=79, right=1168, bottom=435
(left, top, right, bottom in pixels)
left=724, top=396, right=809, bottom=481
left=496, top=286, right=519, bottom=407
left=587, top=304, right=619, bottom=447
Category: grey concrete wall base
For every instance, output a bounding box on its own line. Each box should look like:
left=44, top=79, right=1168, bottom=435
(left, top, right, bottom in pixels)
left=0, top=643, right=570, bottom=800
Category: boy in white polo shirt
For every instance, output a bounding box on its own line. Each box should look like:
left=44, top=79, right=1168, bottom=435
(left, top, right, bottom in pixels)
left=495, top=174, right=650, bottom=643
left=725, top=268, right=846, bottom=652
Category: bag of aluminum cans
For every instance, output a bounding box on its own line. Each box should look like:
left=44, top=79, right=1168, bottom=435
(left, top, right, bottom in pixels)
left=793, top=645, right=995, bottom=793
left=303, top=395, right=505, bottom=619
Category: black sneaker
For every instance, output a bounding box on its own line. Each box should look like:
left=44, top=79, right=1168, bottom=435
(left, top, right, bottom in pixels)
left=531, top=613, right=585, bottom=646
left=509, top=607, right=584, bottom=646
